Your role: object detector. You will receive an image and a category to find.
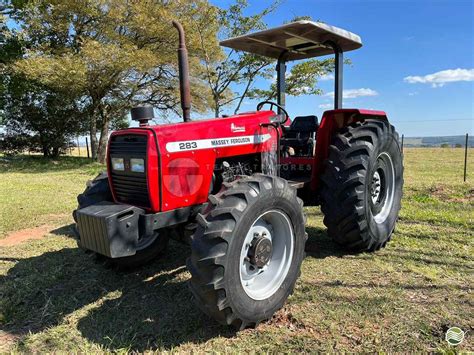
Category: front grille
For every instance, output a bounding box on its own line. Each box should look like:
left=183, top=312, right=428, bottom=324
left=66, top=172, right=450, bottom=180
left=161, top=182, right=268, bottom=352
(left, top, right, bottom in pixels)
left=109, top=134, right=150, bottom=208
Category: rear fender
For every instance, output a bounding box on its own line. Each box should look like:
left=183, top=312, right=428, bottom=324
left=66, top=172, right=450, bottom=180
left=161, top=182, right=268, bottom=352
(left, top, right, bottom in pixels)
left=311, top=109, right=388, bottom=191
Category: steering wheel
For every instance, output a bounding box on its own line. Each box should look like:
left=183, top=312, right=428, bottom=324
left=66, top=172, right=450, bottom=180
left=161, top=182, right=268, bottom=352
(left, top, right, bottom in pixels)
left=256, top=101, right=289, bottom=124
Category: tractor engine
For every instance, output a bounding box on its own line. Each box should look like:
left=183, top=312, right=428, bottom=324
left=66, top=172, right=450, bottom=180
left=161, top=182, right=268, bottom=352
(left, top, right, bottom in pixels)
left=213, top=154, right=261, bottom=191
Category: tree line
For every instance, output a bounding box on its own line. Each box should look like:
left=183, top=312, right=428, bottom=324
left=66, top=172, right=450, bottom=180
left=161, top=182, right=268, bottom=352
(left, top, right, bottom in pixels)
left=1, top=0, right=339, bottom=162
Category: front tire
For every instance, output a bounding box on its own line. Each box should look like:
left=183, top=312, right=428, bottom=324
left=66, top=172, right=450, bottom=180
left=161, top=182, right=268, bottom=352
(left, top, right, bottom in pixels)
left=74, top=172, right=169, bottom=269
left=187, top=174, right=307, bottom=329
left=320, top=119, right=403, bottom=251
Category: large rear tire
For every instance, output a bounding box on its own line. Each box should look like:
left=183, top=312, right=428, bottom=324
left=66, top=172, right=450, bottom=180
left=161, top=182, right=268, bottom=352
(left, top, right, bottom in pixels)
left=187, top=174, right=307, bottom=329
left=320, top=119, right=403, bottom=251
left=74, top=172, right=169, bottom=269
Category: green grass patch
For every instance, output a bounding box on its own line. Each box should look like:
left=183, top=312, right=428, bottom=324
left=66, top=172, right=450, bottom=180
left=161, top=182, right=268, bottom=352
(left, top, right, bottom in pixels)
left=0, top=155, right=104, bottom=236
left=0, top=148, right=473, bottom=352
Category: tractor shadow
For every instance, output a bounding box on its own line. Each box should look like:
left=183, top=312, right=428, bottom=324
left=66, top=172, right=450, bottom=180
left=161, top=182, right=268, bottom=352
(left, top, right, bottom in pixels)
left=50, top=223, right=78, bottom=239
left=304, top=225, right=355, bottom=259
left=1, top=240, right=233, bottom=352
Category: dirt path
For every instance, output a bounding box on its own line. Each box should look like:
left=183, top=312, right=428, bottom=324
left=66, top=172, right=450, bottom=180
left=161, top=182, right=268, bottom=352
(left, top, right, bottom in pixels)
left=0, top=225, right=54, bottom=247
left=0, top=331, right=19, bottom=352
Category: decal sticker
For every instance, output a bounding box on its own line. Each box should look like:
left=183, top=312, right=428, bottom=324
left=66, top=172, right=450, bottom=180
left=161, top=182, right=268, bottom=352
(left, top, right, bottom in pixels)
left=166, top=134, right=272, bottom=153
left=231, top=123, right=245, bottom=133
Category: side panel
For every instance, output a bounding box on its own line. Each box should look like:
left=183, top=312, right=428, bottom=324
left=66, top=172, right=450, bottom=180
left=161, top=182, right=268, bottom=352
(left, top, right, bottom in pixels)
left=311, top=109, right=388, bottom=191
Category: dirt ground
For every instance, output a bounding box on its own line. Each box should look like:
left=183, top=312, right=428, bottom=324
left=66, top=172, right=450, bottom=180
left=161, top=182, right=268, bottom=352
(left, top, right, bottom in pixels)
left=0, top=225, right=55, bottom=247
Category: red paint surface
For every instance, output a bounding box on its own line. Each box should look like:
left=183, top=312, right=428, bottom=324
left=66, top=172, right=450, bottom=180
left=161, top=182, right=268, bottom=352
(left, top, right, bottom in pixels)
left=108, top=108, right=387, bottom=213
left=109, top=111, right=277, bottom=212
left=280, top=157, right=314, bottom=165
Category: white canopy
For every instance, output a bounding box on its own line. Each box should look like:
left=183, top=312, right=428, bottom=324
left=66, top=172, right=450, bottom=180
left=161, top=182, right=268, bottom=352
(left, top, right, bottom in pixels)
left=220, top=21, right=362, bottom=61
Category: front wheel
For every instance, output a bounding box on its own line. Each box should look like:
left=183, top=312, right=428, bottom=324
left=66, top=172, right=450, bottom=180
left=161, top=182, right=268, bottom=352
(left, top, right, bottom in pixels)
left=74, top=172, right=169, bottom=269
left=187, top=174, right=307, bottom=329
left=320, top=119, right=403, bottom=251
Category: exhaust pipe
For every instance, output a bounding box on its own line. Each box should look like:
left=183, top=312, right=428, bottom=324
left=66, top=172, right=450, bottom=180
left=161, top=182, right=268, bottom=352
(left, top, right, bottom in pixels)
left=172, top=21, right=191, bottom=122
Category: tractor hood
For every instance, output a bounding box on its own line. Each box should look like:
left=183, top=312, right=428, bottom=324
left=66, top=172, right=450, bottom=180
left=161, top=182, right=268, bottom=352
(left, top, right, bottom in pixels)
left=107, top=110, right=278, bottom=213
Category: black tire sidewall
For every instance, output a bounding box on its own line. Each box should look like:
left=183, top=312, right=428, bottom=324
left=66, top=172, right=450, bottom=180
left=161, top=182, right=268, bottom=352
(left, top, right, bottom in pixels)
left=77, top=172, right=112, bottom=209
left=111, top=230, right=169, bottom=269
left=364, top=128, right=403, bottom=244
left=224, top=187, right=305, bottom=322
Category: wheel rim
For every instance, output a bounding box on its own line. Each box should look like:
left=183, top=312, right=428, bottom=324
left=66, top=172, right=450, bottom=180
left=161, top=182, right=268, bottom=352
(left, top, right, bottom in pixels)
left=239, top=210, right=294, bottom=300
left=369, top=152, right=395, bottom=224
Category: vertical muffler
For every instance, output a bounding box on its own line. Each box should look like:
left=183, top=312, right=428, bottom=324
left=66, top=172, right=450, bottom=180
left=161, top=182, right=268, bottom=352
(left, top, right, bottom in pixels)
left=172, top=21, right=191, bottom=122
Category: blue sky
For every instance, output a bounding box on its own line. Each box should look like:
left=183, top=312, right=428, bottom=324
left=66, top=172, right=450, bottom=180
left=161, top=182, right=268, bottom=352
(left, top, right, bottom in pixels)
left=6, top=0, right=472, bottom=137
left=214, top=0, right=473, bottom=136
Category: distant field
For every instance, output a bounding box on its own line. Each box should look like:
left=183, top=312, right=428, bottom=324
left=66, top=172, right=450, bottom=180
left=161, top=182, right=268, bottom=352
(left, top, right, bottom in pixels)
left=402, top=135, right=473, bottom=147
left=0, top=148, right=472, bottom=352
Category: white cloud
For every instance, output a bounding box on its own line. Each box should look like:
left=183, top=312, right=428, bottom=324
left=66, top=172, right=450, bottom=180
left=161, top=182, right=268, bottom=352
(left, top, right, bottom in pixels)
left=404, top=68, right=474, bottom=88
left=325, top=88, right=379, bottom=99
left=318, top=103, right=332, bottom=109
left=292, top=86, right=311, bottom=95
left=408, top=91, right=418, bottom=96
left=319, top=73, right=334, bottom=81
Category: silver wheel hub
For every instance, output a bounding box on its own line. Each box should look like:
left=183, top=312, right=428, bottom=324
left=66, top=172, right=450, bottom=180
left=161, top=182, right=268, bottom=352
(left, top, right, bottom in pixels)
left=371, top=171, right=382, bottom=204
left=239, top=210, right=294, bottom=300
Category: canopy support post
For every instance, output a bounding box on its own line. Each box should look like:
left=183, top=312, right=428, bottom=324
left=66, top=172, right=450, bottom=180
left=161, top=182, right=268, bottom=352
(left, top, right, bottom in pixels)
left=276, top=52, right=288, bottom=114
left=326, top=41, right=343, bottom=109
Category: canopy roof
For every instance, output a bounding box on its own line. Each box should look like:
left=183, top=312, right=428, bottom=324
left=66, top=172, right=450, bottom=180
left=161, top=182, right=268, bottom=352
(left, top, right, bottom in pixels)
left=220, top=21, right=362, bottom=61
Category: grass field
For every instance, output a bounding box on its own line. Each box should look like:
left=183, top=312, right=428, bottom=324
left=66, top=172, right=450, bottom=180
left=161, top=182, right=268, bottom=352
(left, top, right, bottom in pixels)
left=0, top=148, right=473, bottom=352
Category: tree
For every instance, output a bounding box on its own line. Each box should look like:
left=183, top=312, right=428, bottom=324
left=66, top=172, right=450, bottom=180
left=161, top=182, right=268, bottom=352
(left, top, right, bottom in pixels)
left=195, top=7, right=344, bottom=116
left=1, top=13, right=89, bottom=157
left=0, top=13, right=21, bottom=123
left=195, top=0, right=277, bottom=117
left=7, top=0, right=220, bottom=162
left=2, top=81, right=85, bottom=157
left=248, top=58, right=338, bottom=100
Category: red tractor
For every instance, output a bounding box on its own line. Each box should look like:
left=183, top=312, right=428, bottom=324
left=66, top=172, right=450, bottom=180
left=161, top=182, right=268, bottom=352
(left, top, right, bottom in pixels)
left=74, top=21, right=403, bottom=329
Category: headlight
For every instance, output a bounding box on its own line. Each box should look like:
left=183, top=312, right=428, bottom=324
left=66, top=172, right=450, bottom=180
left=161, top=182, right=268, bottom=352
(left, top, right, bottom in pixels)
left=130, top=158, right=145, bottom=173
left=111, top=158, right=124, bottom=171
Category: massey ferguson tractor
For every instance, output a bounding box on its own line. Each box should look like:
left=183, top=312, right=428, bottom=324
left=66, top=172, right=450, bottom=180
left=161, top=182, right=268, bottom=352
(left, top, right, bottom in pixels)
left=74, top=21, right=403, bottom=329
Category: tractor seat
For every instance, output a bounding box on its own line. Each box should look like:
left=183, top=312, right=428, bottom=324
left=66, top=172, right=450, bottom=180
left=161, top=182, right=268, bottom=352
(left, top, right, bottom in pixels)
left=281, top=115, right=319, bottom=147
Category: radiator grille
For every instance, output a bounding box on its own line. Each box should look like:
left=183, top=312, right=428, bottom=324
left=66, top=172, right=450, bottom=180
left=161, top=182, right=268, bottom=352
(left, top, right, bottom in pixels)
left=109, top=134, right=150, bottom=208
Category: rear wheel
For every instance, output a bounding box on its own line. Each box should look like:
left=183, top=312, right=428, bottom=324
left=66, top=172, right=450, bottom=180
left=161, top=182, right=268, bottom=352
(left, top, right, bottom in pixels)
left=74, top=172, right=169, bottom=269
left=320, top=119, right=403, bottom=251
left=187, top=174, right=307, bottom=329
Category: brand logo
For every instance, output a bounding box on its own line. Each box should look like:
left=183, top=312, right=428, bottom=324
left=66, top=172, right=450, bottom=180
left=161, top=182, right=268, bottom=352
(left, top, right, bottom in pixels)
left=163, top=158, right=203, bottom=197
left=231, top=123, right=245, bottom=132
left=445, top=327, right=465, bottom=346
